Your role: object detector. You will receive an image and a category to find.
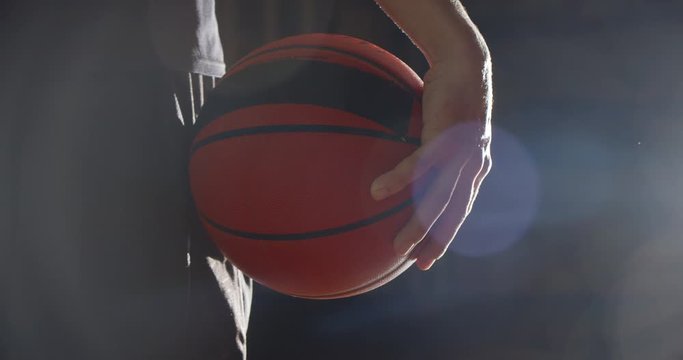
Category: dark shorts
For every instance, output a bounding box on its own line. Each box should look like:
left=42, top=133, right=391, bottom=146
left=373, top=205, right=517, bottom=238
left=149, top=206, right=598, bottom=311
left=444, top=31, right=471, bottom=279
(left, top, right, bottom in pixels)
left=4, top=3, right=250, bottom=359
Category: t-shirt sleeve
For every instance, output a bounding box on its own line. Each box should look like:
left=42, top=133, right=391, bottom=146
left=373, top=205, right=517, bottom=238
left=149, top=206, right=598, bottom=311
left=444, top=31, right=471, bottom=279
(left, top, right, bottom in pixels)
left=148, top=0, right=226, bottom=77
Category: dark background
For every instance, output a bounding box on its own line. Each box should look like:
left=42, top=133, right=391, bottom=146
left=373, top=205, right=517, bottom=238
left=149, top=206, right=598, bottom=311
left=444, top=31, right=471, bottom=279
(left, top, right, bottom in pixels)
left=3, top=1, right=683, bottom=359
left=236, top=1, right=683, bottom=359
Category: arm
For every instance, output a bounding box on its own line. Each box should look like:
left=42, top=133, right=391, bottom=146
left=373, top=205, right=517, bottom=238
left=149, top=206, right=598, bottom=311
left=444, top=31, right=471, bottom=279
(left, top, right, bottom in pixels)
left=374, top=0, right=489, bottom=66
left=372, top=0, right=493, bottom=270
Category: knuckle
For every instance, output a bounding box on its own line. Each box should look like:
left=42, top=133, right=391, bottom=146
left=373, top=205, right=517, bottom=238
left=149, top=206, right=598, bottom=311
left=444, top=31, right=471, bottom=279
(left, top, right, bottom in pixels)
left=485, top=157, right=493, bottom=172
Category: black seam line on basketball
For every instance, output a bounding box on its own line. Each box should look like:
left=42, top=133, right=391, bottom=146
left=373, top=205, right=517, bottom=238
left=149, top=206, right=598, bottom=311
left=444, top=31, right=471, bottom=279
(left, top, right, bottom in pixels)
left=229, top=44, right=412, bottom=92
left=190, top=124, right=421, bottom=154
left=200, top=198, right=413, bottom=241
left=197, top=59, right=415, bottom=135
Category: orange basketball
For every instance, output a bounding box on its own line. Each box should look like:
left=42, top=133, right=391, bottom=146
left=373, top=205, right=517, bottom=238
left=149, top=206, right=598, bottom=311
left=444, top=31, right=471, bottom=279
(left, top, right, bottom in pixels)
left=190, top=34, right=423, bottom=299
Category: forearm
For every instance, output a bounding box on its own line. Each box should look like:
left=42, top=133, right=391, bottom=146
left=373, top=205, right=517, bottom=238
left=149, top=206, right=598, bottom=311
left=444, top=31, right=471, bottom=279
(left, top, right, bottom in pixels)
left=374, top=0, right=489, bottom=66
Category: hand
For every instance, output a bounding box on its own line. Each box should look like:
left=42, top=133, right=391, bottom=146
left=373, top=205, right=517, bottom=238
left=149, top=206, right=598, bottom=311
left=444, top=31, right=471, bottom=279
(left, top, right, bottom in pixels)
left=371, top=56, right=493, bottom=271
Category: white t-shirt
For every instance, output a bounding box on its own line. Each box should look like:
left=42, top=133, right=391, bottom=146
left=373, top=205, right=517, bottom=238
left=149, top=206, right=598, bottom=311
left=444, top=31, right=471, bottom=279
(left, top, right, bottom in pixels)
left=148, top=0, right=226, bottom=76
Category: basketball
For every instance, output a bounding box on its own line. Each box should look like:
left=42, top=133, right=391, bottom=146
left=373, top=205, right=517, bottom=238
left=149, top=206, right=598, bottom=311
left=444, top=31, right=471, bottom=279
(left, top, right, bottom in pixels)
left=189, top=33, right=423, bottom=299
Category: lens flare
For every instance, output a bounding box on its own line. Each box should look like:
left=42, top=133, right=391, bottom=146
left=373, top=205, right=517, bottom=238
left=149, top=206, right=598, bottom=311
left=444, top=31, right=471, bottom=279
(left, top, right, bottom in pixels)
left=446, top=125, right=539, bottom=257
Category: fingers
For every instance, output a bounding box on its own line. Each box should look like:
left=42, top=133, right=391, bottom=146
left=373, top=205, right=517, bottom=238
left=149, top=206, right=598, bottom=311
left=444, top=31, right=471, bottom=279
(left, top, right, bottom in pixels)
left=415, top=259, right=437, bottom=271
left=371, top=145, right=437, bottom=201
left=393, top=150, right=473, bottom=256
left=414, top=153, right=486, bottom=271
left=371, top=122, right=487, bottom=202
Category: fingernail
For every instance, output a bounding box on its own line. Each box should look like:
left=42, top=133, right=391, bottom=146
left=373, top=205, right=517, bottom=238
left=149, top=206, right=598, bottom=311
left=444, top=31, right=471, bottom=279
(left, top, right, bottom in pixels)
left=418, top=259, right=436, bottom=271
left=371, top=180, right=388, bottom=200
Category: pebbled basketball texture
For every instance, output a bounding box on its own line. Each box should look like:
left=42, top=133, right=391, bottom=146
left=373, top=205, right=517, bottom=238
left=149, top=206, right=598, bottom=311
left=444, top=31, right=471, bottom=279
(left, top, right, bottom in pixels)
left=190, top=33, right=423, bottom=299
